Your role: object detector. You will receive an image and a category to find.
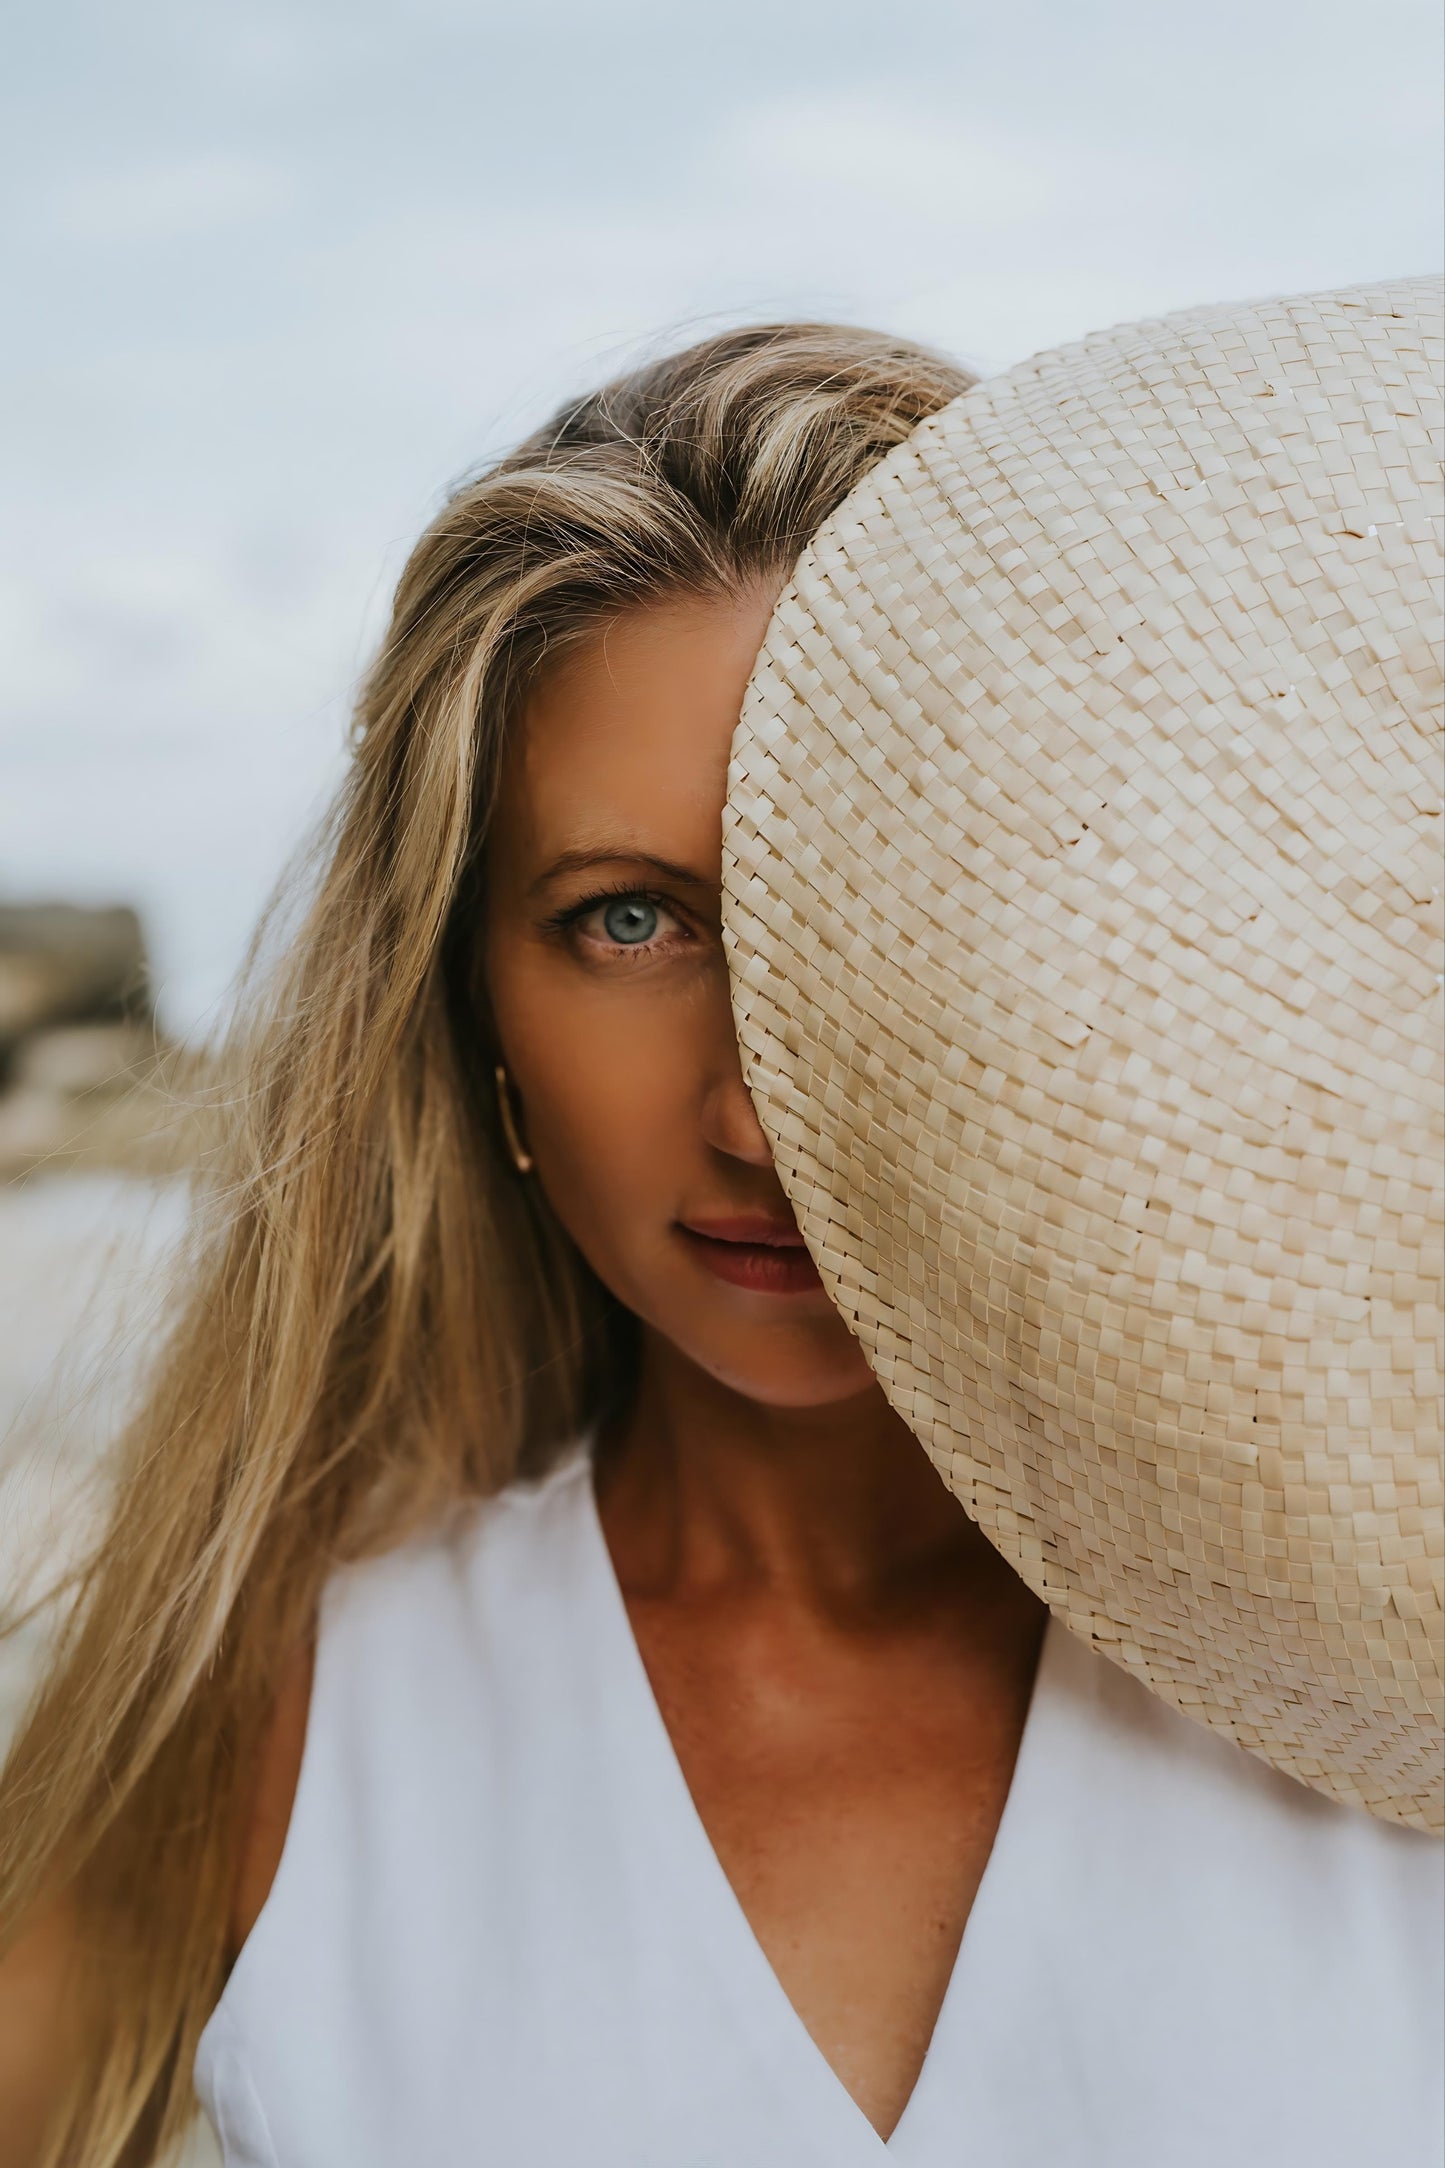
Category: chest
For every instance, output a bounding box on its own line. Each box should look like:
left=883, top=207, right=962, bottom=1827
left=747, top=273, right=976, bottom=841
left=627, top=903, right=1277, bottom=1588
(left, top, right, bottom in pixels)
left=625, top=1588, right=1044, bottom=2135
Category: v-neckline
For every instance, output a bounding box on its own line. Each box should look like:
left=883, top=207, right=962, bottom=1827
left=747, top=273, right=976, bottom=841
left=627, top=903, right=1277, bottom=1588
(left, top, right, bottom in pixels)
left=577, top=1451, right=1058, bottom=2162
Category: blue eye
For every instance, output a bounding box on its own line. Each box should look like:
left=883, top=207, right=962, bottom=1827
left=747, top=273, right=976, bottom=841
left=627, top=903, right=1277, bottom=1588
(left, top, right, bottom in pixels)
left=602, top=896, right=659, bottom=945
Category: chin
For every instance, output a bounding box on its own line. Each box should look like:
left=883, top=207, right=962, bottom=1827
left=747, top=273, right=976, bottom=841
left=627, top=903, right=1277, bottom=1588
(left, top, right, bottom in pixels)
left=697, top=1332, right=880, bottom=1411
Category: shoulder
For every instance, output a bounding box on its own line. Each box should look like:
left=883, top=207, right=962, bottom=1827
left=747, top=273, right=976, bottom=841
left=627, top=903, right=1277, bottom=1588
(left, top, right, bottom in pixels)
left=229, top=1444, right=592, bottom=1955
left=318, top=1443, right=595, bottom=1670
left=231, top=1637, right=315, bottom=1954
left=0, top=1892, right=87, bottom=2168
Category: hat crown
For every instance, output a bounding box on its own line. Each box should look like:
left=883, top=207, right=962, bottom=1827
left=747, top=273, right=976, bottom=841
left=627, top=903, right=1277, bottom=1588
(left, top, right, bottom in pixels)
left=724, top=279, right=1445, bottom=1830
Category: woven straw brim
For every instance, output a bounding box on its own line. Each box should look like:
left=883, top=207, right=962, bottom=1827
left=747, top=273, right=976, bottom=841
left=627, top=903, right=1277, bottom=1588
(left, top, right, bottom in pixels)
left=723, top=279, right=1444, bottom=1831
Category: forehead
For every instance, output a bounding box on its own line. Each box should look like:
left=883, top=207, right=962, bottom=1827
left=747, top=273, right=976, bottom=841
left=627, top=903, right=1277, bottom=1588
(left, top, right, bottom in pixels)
left=500, top=591, right=777, bottom=873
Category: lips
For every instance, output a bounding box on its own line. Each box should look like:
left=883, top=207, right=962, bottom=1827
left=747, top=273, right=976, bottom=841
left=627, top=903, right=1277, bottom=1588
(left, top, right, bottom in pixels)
left=676, top=1215, right=825, bottom=1296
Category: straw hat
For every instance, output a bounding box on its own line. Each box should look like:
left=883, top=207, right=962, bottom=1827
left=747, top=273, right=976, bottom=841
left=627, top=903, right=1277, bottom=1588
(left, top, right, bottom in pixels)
left=723, top=279, right=1444, bottom=1831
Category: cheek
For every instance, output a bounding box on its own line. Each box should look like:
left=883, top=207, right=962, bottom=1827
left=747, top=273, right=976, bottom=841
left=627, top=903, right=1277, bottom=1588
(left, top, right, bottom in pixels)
left=489, top=948, right=878, bottom=1410
left=492, top=962, right=695, bottom=1274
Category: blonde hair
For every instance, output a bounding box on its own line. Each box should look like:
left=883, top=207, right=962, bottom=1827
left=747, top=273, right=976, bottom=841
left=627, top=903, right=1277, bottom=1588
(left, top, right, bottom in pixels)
left=0, top=323, right=972, bottom=2164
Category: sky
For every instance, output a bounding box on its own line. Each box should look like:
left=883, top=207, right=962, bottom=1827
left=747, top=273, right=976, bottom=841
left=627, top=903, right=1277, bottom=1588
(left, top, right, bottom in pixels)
left=3, top=0, right=1441, bottom=1038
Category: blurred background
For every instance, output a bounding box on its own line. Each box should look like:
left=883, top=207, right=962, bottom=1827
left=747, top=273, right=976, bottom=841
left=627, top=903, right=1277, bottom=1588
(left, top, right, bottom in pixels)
left=0, top=6, right=1440, bottom=2143
left=6, top=0, right=1442, bottom=1051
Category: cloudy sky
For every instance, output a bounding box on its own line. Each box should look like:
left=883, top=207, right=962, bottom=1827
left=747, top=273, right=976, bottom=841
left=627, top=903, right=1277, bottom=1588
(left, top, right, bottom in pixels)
left=4, top=0, right=1441, bottom=1037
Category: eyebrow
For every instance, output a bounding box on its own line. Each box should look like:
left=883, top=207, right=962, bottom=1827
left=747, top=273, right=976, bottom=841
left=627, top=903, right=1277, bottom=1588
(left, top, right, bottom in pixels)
left=527, top=847, right=714, bottom=898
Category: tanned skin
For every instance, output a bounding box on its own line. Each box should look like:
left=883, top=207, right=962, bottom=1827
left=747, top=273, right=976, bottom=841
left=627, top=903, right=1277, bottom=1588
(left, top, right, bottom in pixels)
left=478, top=591, right=1044, bottom=2133
left=3, top=591, right=1043, bottom=2153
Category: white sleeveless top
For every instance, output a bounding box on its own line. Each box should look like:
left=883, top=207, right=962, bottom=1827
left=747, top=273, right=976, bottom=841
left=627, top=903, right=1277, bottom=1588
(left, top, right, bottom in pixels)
left=196, top=1446, right=1444, bottom=2168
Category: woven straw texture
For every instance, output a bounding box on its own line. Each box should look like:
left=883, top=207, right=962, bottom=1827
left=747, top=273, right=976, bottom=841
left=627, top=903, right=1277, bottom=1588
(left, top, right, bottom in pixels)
left=723, top=280, right=1444, bottom=1830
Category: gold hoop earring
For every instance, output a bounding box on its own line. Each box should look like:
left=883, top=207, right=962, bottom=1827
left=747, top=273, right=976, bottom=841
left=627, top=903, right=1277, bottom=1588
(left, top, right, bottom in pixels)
left=494, top=1064, right=534, bottom=1175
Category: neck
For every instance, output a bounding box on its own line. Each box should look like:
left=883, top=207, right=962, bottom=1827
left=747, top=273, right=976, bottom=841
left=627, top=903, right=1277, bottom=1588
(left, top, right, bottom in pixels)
left=596, top=1329, right=974, bottom=1602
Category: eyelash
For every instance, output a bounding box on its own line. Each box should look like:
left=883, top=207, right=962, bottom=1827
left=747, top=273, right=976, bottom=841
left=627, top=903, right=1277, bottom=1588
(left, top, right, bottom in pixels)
left=543, top=882, right=690, bottom=956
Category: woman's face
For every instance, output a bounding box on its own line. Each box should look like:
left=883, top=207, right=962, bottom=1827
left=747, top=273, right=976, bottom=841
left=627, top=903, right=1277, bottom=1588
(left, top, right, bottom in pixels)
left=484, top=588, right=875, bottom=1409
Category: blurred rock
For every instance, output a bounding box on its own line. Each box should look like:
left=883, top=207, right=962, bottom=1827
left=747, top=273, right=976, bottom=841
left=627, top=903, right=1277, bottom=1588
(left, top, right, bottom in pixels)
left=0, top=903, right=213, bottom=1181
left=0, top=904, right=150, bottom=1048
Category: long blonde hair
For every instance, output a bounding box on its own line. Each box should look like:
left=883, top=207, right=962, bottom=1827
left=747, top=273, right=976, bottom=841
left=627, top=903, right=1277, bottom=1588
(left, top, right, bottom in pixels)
left=0, top=323, right=972, bottom=2164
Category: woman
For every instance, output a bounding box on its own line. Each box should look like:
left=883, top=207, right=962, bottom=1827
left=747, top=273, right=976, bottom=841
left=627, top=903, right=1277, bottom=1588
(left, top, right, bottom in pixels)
left=0, top=319, right=1438, bottom=2167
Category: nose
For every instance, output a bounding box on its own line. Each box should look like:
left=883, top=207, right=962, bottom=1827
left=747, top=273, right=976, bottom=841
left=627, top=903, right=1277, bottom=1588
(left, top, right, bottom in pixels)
left=700, top=1052, right=775, bottom=1168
